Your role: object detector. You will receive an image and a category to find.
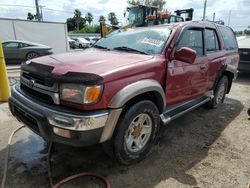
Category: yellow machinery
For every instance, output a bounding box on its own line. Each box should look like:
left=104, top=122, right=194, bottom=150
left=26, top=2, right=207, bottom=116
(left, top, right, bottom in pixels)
left=0, top=40, right=10, bottom=102
left=99, top=5, right=194, bottom=37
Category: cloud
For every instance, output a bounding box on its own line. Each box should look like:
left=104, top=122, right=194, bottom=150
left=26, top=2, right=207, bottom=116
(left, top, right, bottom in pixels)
left=0, top=0, right=249, bottom=30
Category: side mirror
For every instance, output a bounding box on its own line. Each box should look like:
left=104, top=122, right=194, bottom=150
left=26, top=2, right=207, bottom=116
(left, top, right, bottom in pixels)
left=174, top=47, right=197, bottom=64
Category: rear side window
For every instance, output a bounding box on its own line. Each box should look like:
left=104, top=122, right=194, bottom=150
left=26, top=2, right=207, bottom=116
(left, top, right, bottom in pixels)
left=218, top=26, right=237, bottom=50
left=205, top=29, right=219, bottom=52
left=177, top=29, right=204, bottom=57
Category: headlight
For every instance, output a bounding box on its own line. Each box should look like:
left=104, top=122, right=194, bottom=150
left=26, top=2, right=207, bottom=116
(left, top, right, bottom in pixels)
left=60, top=84, right=102, bottom=104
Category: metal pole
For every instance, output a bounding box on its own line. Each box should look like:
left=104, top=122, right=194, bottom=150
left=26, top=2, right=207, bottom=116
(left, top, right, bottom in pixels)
left=228, top=10, right=231, bottom=26
left=203, top=0, right=207, bottom=20
left=213, top=12, right=215, bottom=22
left=0, top=40, right=10, bottom=102
left=35, top=0, right=41, bottom=21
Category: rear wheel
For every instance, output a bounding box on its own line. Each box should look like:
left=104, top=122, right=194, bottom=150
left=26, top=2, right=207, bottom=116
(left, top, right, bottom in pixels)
left=79, top=44, right=82, bottom=48
left=26, top=52, right=39, bottom=60
left=113, top=100, right=160, bottom=165
left=207, top=76, right=229, bottom=108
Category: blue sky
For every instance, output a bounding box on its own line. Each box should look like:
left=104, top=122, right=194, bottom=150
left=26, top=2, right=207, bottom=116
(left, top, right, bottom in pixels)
left=0, top=0, right=249, bottom=31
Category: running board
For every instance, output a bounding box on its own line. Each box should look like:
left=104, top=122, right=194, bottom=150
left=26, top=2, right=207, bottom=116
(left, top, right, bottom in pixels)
left=160, top=96, right=211, bottom=124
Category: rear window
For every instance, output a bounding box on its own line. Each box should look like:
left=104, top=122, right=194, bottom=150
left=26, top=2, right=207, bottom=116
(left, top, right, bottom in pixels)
left=218, top=26, right=238, bottom=51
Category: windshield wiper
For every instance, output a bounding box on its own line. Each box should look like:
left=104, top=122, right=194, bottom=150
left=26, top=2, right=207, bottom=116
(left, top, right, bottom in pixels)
left=113, top=46, right=149, bottom=55
left=93, top=45, right=110, bottom=50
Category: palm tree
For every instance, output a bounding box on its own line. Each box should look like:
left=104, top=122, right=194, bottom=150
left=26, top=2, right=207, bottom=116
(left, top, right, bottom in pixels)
left=99, top=15, right=106, bottom=22
left=108, top=12, right=119, bottom=26
left=85, top=12, right=93, bottom=25
left=151, top=0, right=166, bottom=11
left=74, top=9, right=82, bottom=30
left=27, top=12, right=35, bottom=20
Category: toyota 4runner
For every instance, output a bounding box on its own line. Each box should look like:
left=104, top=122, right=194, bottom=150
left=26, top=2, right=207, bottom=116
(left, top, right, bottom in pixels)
left=9, top=21, right=239, bottom=164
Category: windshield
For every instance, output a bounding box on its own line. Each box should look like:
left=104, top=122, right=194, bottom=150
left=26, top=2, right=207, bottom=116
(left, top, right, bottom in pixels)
left=94, top=28, right=171, bottom=55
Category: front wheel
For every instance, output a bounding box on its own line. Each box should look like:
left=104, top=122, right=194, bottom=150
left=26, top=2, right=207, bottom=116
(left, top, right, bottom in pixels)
left=207, top=76, right=229, bottom=108
left=113, top=100, right=160, bottom=165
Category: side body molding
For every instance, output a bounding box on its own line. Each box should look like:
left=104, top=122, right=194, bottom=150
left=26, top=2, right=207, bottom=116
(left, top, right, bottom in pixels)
left=100, top=79, right=166, bottom=143
left=108, top=79, right=166, bottom=110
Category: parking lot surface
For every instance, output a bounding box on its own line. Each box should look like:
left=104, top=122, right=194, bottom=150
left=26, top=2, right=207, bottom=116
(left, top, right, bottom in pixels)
left=0, top=74, right=249, bottom=188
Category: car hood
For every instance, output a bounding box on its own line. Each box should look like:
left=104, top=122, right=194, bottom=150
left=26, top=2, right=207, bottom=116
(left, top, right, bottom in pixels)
left=25, top=48, right=154, bottom=82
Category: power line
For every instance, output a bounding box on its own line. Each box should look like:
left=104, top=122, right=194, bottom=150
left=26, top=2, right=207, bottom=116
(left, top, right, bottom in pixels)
left=0, top=4, right=74, bottom=15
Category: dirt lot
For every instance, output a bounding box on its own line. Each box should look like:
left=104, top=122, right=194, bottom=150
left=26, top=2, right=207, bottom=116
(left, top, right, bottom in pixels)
left=0, top=74, right=249, bottom=188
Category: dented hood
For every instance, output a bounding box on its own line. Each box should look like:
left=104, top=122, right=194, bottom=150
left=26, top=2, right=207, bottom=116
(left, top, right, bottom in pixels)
left=22, top=48, right=154, bottom=83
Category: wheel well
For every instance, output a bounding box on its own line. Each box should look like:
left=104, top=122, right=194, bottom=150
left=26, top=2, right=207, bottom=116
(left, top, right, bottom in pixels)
left=222, top=71, right=234, bottom=93
left=122, top=91, right=164, bottom=114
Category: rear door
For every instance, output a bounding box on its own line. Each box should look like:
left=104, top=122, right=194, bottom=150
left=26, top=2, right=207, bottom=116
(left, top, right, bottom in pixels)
left=205, top=28, right=225, bottom=90
left=166, top=27, right=209, bottom=106
left=218, top=26, right=239, bottom=69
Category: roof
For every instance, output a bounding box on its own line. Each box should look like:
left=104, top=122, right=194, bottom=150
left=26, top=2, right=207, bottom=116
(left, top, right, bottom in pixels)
left=3, top=40, right=30, bottom=43
left=2, top=40, right=49, bottom=47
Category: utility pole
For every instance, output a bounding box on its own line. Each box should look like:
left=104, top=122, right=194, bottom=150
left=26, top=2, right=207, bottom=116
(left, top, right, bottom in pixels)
left=203, top=0, right=207, bottom=20
left=213, top=12, right=215, bottom=22
left=35, top=0, right=41, bottom=21
left=228, top=10, right=231, bottom=26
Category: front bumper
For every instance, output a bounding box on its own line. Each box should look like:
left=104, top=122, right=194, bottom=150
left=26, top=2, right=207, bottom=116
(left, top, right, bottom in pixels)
left=9, top=85, right=111, bottom=147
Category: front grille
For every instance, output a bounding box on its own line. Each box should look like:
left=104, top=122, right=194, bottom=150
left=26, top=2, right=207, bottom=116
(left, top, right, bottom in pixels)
left=21, top=84, right=55, bottom=104
left=23, top=72, right=53, bottom=87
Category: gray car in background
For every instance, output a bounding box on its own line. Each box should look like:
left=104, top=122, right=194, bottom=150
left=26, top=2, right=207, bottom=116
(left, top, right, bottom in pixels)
left=2, top=40, right=53, bottom=64
left=237, top=37, right=250, bottom=73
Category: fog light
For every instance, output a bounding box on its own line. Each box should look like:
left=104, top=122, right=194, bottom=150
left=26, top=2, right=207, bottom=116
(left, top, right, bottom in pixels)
left=53, top=127, right=71, bottom=138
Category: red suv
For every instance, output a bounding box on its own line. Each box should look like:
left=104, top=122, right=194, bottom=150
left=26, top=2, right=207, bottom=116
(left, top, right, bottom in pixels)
left=9, top=21, right=239, bottom=164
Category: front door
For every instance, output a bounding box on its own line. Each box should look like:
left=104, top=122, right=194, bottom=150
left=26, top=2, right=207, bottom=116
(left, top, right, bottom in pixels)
left=3, top=42, right=21, bottom=64
left=166, top=27, right=208, bottom=107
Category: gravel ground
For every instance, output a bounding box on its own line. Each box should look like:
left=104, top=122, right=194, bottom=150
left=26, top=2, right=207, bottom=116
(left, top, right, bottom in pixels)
left=0, top=74, right=249, bottom=188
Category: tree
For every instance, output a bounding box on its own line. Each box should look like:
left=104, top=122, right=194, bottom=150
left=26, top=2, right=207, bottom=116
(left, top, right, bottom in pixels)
left=74, top=9, right=83, bottom=30
left=66, top=9, right=86, bottom=31
left=27, top=12, right=35, bottom=20
left=127, top=0, right=141, bottom=5
left=108, top=12, right=119, bottom=26
left=127, top=0, right=166, bottom=11
left=85, top=12, right=93, bottom=25
left=66, top=18, right=76, bottom=31
left=99, top=15, right=106, bottom=22
left=151, top=0, right=166, bottom=11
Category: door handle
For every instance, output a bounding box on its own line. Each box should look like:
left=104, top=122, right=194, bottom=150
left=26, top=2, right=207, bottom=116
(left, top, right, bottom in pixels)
left=200, top=65, right=206, bottom=70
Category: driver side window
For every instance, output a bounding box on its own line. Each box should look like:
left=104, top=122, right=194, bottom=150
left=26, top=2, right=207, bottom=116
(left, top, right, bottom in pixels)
left=177, top=29, right=204, bottom=57
left=5, top=42, right=19, bottom=49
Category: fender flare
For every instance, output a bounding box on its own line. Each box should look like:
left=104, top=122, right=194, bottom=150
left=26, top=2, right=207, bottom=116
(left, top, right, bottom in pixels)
left=99, top=79, right=166, bottom=143
left=108, top=79, right=166, bottom=112
left=225, top=64, right=238, bottom=80
left=213, top=64, right=238, bottom=93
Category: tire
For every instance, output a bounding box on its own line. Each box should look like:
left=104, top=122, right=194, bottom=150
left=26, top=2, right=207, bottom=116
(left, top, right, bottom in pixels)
left=26, top=52, right=39, bottom=60
left=113, top=100, right=160, bottom=165
left=79, top=44, right=82, bottom=48
left=207, top=76, right=229, bottom=109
